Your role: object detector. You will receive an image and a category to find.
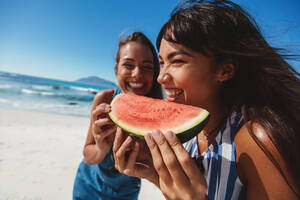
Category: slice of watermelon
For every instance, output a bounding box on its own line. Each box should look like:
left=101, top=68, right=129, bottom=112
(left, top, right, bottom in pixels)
left=109, top=93, right=210, bottom=143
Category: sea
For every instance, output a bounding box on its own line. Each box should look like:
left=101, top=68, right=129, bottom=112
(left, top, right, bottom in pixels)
left=0, top=71, right=115, bottom=117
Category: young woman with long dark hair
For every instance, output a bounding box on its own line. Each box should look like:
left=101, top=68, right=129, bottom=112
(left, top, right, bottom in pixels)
left=113, top=1, right=300, bottom=199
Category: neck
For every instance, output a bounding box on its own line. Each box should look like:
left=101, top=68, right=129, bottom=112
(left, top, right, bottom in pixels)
left=196, top=101, right=228, bottom=154
left=202, top=103, right=228, bottom=140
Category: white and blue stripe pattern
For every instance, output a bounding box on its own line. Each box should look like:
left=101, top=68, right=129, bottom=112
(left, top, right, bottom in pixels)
left=183, top=112, right=244, bottom=200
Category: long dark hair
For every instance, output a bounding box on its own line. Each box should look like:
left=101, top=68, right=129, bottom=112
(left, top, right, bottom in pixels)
left=115, top=31, right=163, bottom=99
left=157, top=0, right=300, bottom=193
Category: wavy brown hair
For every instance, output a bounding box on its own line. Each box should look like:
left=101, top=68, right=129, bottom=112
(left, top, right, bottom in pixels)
left=156, top=0, right=300, bottom=194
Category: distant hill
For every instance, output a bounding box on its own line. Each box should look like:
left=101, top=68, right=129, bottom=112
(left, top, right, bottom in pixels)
left=75, top=76, right=117, bottom=88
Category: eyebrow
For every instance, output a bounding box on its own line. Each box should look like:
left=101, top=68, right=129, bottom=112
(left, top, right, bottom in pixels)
left=122, top=58, right=153, bottom=64
left=159, top=49, right=194, bottom=60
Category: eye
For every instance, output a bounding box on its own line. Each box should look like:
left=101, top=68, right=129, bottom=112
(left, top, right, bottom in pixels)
left=140, top=65, right=154, bottom=72
left=123, top=63, right=134, bottom=69
left=169, top=59, right=186, bottom=68
left=172, top=59, right=185, bottom=64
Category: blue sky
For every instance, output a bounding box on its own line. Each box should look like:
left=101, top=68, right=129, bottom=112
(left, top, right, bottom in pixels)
left=0, top=0, right=299, bottom=83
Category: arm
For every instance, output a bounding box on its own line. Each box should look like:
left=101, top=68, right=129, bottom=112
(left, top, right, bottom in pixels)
left=83, top=89, right=116, bottom=165
left=235, top=122, right=299, bottom=200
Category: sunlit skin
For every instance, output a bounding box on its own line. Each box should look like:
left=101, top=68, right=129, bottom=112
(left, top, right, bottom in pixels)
left=116, top=42, right=154, bottom=96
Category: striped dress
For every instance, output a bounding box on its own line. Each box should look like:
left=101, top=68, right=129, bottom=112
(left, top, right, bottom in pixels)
left=183, top=112, right=246, bottom=200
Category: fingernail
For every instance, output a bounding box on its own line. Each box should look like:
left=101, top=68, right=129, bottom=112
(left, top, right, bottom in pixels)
left=126, top=136, right=132, bottom=143
left=152, top=130, right=161, bottom=138
left=145, top=133, right=152, bottom=143
left=134, top=142, right=139, bottom=151
left=166, top=131, right=174, bottom=139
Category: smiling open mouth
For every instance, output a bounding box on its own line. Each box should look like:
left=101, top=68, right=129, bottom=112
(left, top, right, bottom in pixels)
left=165, top=88, right=183, bottom=97
left=128, top=82, right=144, bottom=89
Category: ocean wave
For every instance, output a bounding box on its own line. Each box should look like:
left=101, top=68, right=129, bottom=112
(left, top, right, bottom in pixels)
left=64, top=95, right=94, bottom=101
left=70, top=86, right=98, bottom=94
left=41, top=92, right=54, bottom=96
left=21, top=89, right=55, bottom=96
left=52, top=85, right=70, bottom=90
left=21, top=88, right=93, bottom=101
left=0, top=84, right=12, bottom=89
left=0, top=98, right=8, bottom=103
left=31, top=85, right=53, bottom=91
left=22, top=89, right=39, bottom=95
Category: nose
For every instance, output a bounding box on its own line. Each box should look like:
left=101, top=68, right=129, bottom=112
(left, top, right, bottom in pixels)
left=157, top=68, right=170, bottom=84
left=132, top=66, right=142, bottom=79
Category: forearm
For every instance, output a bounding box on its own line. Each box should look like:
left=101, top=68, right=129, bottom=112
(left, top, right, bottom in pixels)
left=83, top=144, right=110, bottom=165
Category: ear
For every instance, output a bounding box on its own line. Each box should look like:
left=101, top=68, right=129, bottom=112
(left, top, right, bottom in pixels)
left=216, top=63, right=235, bottom=82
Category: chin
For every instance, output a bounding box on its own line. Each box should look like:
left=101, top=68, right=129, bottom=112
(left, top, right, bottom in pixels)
left=128, top=88, right=148, bottom=96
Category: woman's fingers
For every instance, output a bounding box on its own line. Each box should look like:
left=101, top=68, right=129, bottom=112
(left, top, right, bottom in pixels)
left=114, top=135, right=134, bottom=171
left=165, top=131, right=206, bottom=186
left=113, top=127, right=126, bottom=153
left=150, top=130, right=190, bottom=188
left=93, top=118, right=116, bottom=150
left=145, top=131, right=171, bottom=183
left=93, top=118, right=114, bottom=133
left=92, top=103, right=111, bottom=121
left=113, top=127, right=124, bottom=171
left=124, top=141, right=140, bottom=174
left=94, top=125, right=116, bottom=141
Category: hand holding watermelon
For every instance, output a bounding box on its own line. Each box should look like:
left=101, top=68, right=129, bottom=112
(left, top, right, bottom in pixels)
left=83, top=89, right=117, bottom=165
left=113, top=127, right=159, bottom=185
left=92, top=103, right=117, bottom=154
left=144, top=130, right=209, bottom=200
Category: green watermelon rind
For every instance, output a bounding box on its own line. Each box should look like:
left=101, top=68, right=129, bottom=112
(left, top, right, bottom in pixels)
left=175, top=114, right=210, bottom=143
left=108, top=98, right=210, bottom=143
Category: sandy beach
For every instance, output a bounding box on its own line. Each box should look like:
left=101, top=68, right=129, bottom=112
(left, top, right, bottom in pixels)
left=0, top=108, right=164, bottom=200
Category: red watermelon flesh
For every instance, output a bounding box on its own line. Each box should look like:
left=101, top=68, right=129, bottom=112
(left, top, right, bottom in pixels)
left=109, top=93, right=210, bottom=143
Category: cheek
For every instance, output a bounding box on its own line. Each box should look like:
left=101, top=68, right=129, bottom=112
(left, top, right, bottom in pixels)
left=116, top=70, right=128, bottom=89
left=172, top=68, right=193, bottom=88
left=116, top=68, right=127, bottom=76
left=190, top=75, right=219, bottom=106
left=170, top=69, right=192, bottom=97
left=116, top=68, right=130, bottom=80
left=145, top=73, right=154, bottom=91
left=181, top=69, right=214, bottom=104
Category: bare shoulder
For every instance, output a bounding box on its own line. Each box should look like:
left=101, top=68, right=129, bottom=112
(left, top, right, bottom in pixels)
left=234, top=122, right=298, bottom=199
left=234, top=122, right=278, bottom=159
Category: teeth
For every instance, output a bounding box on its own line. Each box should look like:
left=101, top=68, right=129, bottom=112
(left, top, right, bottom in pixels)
left=129, top=82, right=144, bottom=88
left=165, top=89, right=183, bottom=97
